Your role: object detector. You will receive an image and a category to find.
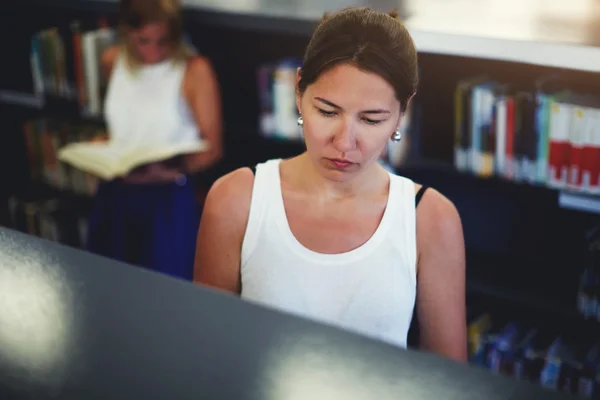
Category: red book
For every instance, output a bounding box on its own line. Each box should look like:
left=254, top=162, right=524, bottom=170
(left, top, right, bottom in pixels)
left=547, top=101, right=572, bottom=188
left=71, top=22, right=86, bottom=108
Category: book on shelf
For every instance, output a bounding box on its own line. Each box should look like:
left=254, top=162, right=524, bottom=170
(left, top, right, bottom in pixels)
left=578, top=230, right=600, bottom=322
left=22, top=118, right=108, bottom=196
left=257, top=58, right=303, bottom=141
left=57, top=139, right=209, bottom=181
left=7, top=195, right=88, bottom=248
left=454, top=75, right=600, bottom=195
left=454, top=75, right=488, bottom=173
left=467, top=311, right=600, bottom=397
left=30, top=21, right=117, bottom=117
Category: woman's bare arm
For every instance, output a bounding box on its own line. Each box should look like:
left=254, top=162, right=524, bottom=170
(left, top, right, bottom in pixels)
left=193, top=168, right=254, bottom=294
left=415, top=188, right=467, bottom=362
left=101, top=45, right=120, bottom=79
left=183, top=56, right=223, bottom=173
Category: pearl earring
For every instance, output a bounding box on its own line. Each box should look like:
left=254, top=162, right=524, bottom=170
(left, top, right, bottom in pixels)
left=297, top=116, right=304, bottom=127
left=391, top=129, right=402, bottom=142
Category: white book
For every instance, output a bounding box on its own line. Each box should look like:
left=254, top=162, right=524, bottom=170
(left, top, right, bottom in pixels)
left=81, top=31, right=99, bottom=115
left=58, top=140, right=209, bottom=181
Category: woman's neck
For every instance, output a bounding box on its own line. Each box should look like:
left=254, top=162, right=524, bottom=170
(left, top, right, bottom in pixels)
left=124, top=45, right=173, bottom=67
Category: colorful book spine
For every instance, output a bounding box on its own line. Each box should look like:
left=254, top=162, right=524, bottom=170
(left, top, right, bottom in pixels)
left=455, top=76, right=600, bottom=195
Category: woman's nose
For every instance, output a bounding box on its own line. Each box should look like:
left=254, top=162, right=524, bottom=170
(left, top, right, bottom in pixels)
left=331, top=119, right=357, bottom=153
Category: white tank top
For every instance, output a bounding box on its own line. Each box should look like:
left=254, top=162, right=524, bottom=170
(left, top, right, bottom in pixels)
left=104, top=53, right=200, bottom=148
left=241, top=159, right=418, bottom=348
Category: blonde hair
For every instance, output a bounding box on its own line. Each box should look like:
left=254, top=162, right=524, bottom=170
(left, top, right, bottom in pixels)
left=118, top=0, right=193, bottom=71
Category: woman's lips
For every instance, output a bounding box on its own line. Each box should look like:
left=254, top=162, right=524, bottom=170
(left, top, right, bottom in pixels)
left=326, top=158, right=354, bottom=169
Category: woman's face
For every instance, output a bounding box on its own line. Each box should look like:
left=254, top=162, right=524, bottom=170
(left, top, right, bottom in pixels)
left=128, top=23, right=172, bottom=64
left=297, top=63, right=402, bottom=183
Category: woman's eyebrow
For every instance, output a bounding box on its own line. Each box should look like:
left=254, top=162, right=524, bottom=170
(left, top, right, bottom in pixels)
left=314, top=97, right=390, bottom=114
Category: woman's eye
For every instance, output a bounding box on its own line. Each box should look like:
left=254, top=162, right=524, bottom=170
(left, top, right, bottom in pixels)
left=317, top=108, right=336, bottom=117
left=363, top=118, right=383, bottom=125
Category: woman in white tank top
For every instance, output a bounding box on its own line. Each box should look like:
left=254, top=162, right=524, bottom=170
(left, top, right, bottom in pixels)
left=86, top=0, right=222, bottom=280
left=194, top=8, right=467, bottom=361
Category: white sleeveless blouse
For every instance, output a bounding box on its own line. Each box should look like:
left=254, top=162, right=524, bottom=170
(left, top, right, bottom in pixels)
left=104, top=54, right=201, bottom=148
left=240, top=159, right=418, bottom=348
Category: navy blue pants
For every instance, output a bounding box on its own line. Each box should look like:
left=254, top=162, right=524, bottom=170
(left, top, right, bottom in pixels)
left=86, top=177, right=200, bottom=281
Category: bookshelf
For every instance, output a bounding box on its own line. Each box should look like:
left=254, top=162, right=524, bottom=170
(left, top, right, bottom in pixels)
left=3, top=0, right=600, bottom=394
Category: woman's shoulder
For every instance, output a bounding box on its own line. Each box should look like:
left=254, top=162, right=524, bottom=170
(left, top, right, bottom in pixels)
left=102, top=45, right=122, bottom=72
left=415, top=185, right=458, bottom=219
left=182, top=55, right=217, bottom=96
left=184, top=55, right=215, bottom=80
left=411, top=182, right=462, bottom=251
left=203, top=167, right=255, bottom=221
left=389, top=170, right=460, bottom=224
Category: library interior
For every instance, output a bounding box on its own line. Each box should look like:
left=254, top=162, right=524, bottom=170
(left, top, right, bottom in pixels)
left=2, top=0, right=600, bottom=398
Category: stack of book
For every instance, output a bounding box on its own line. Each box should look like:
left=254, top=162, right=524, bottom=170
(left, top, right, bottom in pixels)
left=454, top=76, right=600, bottom=194
left=468, top=313, right=600, bottom=397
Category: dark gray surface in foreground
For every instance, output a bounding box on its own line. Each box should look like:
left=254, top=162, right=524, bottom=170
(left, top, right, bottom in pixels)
left=0, top=228, right=579, bottom=399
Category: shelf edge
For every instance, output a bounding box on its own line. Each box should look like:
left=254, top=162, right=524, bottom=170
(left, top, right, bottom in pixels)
left=558, top=191, right=600, bottom=214
left=0, top=90, right=44, bottom=109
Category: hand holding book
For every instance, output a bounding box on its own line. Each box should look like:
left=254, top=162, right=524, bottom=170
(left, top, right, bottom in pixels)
left=123, top=163, right=185, bottom=184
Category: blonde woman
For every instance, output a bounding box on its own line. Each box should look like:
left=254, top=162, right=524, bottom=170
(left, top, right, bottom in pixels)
left=87, top=0, right=222, bottom=280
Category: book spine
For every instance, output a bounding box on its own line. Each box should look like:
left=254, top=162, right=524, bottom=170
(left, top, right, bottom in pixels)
left=578, top=107, right=596, bottom=193
left=495, top=96, right=507, bottom=176
left=72, top=21, right=87, bottom=108
left=591, top=110, right=600, bottom=194
left=567, top=106, right=585, bottom=190
left=481, top=88, right=496, bottom=177
left=505, top=96, right=516, bottom=180
left=82, top=31, right=100, bottom=116
left=469, top=87, right=482, bottom=174
left=547, top=101, right=572, bottom=188
left=536, top=94, right=551, bottom=184
left=30, top=34, right=44, bottom=95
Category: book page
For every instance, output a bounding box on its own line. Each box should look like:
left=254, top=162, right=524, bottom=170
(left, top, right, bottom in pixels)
left=58, top=139, right=209, bottom=180
left=58, top=142, right=125, bottom=180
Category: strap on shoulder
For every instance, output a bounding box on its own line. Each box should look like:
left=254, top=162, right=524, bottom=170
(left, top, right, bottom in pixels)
left=415, top=186, right=429, bottom=208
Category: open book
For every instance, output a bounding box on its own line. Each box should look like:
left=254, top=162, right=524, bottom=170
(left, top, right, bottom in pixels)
left=57, top=140, right=209, bottom=181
